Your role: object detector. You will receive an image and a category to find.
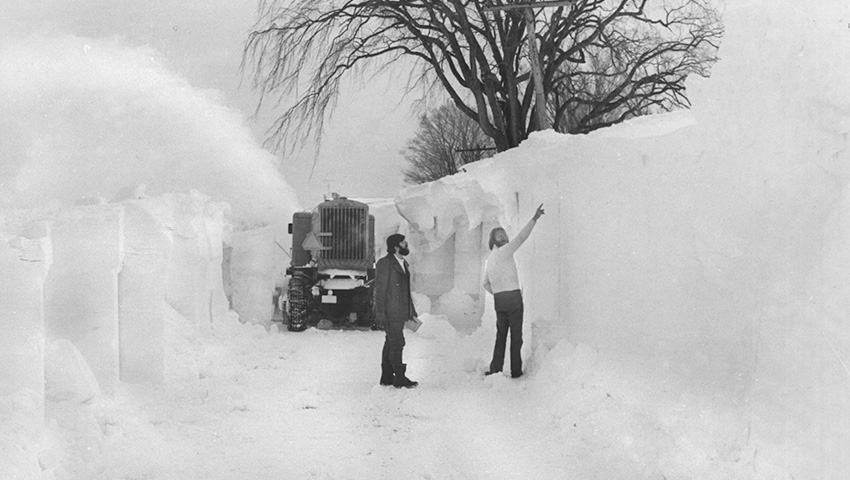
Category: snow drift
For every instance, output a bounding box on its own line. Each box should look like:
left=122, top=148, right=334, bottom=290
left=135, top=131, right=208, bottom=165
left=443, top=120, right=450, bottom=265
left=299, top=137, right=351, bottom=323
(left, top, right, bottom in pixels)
left=396, top=2, right=850, bottom=477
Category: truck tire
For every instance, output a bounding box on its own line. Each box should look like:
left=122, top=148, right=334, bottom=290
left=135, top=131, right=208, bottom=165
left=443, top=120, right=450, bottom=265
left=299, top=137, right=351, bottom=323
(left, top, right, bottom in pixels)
left=287, top=275, right=309, bottom=332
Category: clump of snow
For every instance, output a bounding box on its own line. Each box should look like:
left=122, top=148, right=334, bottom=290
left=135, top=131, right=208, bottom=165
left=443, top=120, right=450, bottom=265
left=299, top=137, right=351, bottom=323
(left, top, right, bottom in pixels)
left=433, top=287, right=483, bottom=333
left=412, top=313, right=456, bottom=342
left=44, top=340, right=101, bottom=404
left=535, top=341, right=598, bottom=388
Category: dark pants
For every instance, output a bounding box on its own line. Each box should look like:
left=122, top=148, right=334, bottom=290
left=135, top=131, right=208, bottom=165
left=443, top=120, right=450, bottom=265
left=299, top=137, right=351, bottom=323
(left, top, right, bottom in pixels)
left=490, top=290, right=524, bottom=376
left=382, top=320, right=405, bottom=366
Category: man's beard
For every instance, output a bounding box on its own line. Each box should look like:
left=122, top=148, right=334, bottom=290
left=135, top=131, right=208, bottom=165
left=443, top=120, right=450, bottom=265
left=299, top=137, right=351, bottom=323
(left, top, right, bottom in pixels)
left=398, top=246, right=410, bottom=256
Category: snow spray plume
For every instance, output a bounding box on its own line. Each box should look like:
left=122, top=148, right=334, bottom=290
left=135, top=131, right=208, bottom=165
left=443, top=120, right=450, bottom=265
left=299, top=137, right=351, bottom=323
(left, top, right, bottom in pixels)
left=0, top=35, right=300, bottom=229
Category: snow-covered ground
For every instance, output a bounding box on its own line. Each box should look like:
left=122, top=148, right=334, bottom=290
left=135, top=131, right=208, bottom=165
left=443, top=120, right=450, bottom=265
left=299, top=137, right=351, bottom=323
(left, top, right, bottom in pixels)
left=31, top=306, right=753, bottom=480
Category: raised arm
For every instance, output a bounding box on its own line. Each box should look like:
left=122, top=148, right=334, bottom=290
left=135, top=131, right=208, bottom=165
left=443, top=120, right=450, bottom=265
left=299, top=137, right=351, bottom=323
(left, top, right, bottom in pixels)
left=504, top=204, right=545, bottom=254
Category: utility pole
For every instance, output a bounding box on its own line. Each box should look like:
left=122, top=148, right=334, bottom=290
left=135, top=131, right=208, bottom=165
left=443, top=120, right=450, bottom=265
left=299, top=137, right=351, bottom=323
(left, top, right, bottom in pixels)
left=484, top=0, right=575, bottom=131
left=523, top=6, right=548, bottom=130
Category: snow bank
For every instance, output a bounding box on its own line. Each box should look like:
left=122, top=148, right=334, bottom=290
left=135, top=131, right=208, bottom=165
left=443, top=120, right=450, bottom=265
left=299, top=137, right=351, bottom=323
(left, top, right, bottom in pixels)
left=1, top=192, right=234, bottom=386
left=0, top=191, right=244, bottom=476
left=396, top=1, right=850, bottom=477
left=0, top=30, right=306, bottom=479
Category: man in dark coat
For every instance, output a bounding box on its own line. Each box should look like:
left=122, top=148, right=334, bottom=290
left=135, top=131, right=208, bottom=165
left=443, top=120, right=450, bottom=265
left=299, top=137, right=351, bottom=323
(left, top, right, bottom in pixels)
left=374, top=233, right=419, bottom=388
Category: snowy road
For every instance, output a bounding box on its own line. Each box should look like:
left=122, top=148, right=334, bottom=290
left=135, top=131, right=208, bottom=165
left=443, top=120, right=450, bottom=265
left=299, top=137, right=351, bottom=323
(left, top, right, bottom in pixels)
left=82, top=320, right=576, bottom=480
left=46, top=313, right=756, bottom=480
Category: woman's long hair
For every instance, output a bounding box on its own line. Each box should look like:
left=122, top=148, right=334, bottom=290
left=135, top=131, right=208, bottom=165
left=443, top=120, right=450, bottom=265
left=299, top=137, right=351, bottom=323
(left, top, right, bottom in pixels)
left=488, top=227, right=505, bottom=250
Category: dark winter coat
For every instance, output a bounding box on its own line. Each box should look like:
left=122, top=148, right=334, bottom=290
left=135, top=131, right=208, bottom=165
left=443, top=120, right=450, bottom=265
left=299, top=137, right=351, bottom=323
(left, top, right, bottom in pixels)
left=374, top=253, right=417, bottom=325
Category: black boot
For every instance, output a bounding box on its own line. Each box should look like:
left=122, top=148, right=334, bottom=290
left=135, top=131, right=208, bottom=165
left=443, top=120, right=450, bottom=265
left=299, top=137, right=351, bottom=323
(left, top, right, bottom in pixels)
left=380, top=364, right=394, bottom=386
left=392, top=364, right=418, bottom=389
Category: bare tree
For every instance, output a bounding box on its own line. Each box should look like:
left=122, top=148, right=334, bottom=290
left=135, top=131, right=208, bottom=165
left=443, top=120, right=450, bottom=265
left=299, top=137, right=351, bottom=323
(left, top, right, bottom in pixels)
left=242, top=0, right=722, bottom=154
left=402, top=103, right=495, bottom=184
left=550, top=5, right=720, bottom=134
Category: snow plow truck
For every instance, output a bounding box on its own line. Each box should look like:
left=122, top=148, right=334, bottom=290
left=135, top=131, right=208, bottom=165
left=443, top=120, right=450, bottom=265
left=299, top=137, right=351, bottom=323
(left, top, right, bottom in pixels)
left=284, top=194, right=376, bottom=331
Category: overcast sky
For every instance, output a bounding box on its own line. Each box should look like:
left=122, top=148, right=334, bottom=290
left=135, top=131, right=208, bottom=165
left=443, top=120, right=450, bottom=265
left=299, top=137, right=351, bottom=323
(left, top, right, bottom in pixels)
left=1, top=0, right=418, bottom=207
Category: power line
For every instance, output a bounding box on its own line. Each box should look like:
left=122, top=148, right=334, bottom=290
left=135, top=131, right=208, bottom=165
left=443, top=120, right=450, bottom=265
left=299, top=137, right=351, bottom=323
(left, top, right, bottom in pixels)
left=482, top=0, right=575, bottom=12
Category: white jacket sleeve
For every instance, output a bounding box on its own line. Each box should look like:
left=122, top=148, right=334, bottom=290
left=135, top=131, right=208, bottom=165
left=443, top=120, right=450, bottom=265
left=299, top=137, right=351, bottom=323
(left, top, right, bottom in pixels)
left=504, top=219, right=537, bottom=254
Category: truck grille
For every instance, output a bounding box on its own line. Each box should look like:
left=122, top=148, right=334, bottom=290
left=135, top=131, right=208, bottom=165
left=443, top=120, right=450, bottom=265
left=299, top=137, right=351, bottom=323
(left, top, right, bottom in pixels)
left=319, top=205, right=368, bottom=261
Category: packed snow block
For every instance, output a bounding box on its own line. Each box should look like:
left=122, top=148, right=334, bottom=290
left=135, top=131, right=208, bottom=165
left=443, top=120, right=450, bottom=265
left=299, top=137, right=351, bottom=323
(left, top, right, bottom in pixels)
left=452, top=220, right=482, bottom=296
left=0, top=231, right=51, bottom=427
left=401, top=209, right=483, bottom=302
left=412, top=237, right=454, bottom=297
left=118, top=201, right=169, bottom=384
left=203, top=201, right=235, bottom=326
left=167, top=194, right=215, bottom=329
left=140, top=192, right=230, bottom=331
left=229, top=225, right=275, bottom=327
left=43, top=205, right=123, bottom=392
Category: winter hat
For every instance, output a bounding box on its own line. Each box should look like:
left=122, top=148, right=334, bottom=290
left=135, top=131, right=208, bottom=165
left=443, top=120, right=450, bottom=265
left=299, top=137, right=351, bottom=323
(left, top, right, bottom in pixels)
left=386, top=233, right=405, bottom=252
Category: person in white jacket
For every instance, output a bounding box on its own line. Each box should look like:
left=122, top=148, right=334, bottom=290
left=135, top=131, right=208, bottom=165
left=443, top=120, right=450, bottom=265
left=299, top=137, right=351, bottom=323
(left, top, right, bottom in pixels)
left=483, top=204, right=545, bottom=378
